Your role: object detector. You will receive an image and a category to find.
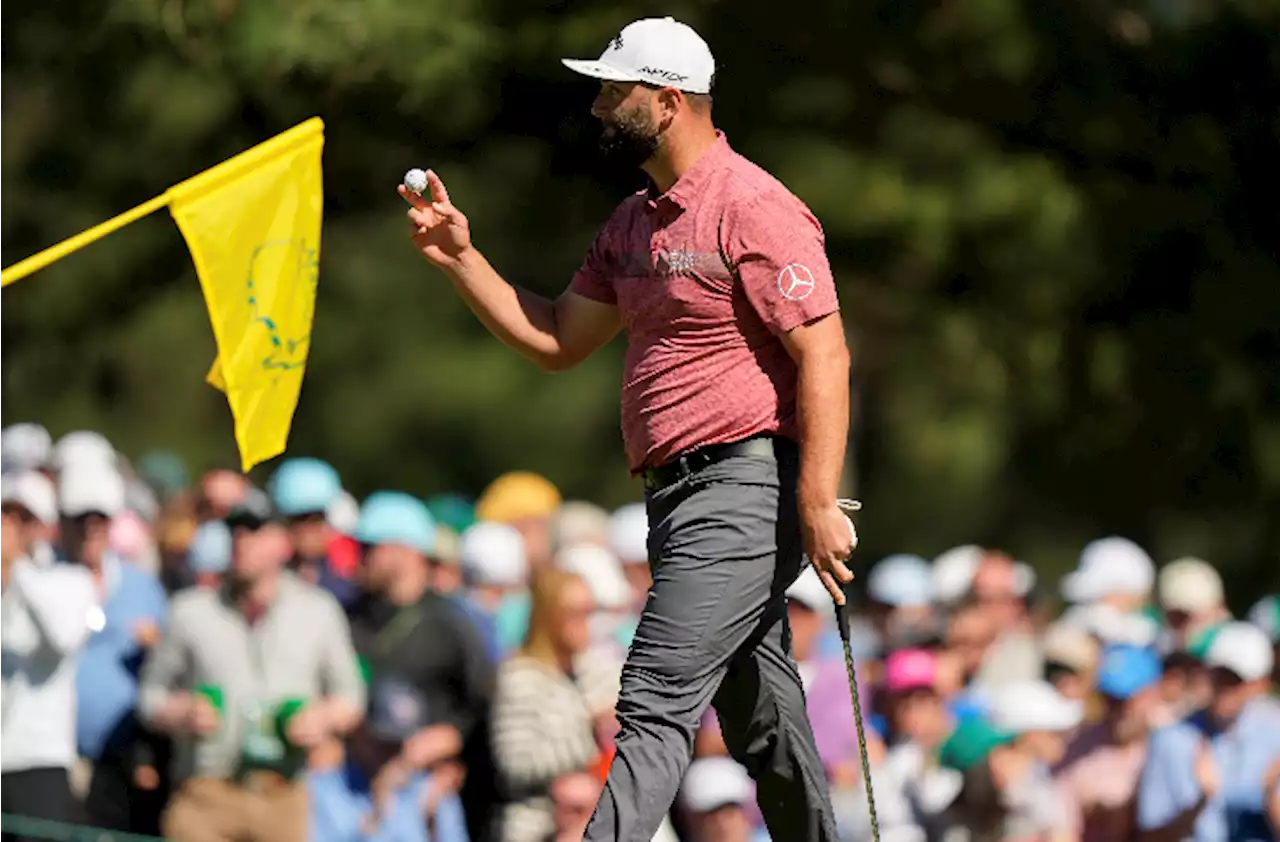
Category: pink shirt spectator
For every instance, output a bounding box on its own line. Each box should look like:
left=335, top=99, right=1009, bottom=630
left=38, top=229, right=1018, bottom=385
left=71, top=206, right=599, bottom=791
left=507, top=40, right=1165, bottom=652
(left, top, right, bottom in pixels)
left=1054, top=722, right=1147, bottom=842
left=569, top=133, right=840, bottom=471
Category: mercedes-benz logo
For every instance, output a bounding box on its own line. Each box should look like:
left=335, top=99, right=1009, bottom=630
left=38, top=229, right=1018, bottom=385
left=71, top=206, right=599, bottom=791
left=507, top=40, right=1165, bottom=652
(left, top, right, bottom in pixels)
left=777, top=264, right=816, bottom=301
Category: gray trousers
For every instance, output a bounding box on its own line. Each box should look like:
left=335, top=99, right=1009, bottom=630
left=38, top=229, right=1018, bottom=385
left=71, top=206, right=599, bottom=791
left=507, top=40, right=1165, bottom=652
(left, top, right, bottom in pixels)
left=584, top=439, right=839, bottom=842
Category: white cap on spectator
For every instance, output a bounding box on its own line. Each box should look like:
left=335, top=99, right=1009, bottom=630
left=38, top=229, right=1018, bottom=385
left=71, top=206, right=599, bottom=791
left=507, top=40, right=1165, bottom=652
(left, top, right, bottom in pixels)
left=125, top=476, right=160, bottom=522
left=786, top=567, right=836, bottom=616
left=1, top=470, right=59, bottom=526
left=53, top=430, right=117, bottom=470
left=1062, top=602, right=1160, bottom=647
left=1204, top=621, right=1274, bottom=682
left=1060, top=537, right=1154, bottom=603
left=460, top=522, right=527, bottom=587
left=680, top=757, right=752, bottom=813
left=58, top=460, right=126, bottom=518
left=608, top=503, right=648, bottom=565
left=989, top=680, right=1085, bottom=733
left=1012, top=562, right=1036, bottom=597
left=1, top=423, right=53, bottom=473
left=1041, top=622, right=1100, bottom=675
left=1248, top=596, right=1280, bottom=643
left=932, top=545, right=982, bottom=605
left=1158, top=557, right=1224, bottom=613
left=326, top=490, right=360, bottom=535
left=556, top=544, right=631, bottom=610
left=868, top=554, right=933, bottom=607
left=551, top=501, right=612, bottom=553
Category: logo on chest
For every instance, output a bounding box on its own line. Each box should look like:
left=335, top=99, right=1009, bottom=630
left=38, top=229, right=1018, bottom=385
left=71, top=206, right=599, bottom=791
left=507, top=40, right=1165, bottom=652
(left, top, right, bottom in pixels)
left=656, top=248, right=698, bottom=276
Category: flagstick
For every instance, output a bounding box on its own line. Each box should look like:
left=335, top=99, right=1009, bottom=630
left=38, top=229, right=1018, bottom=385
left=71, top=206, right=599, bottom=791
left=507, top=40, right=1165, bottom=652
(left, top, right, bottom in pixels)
left=1, top=193, right=171, bottom=288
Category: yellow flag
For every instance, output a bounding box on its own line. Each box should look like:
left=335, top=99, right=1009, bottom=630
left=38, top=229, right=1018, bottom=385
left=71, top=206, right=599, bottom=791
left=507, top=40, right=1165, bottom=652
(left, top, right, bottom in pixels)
left=168, top=118, right=324, bottom=472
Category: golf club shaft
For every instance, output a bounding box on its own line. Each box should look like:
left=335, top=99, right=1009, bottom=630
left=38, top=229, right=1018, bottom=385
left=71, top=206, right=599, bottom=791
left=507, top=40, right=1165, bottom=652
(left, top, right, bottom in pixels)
left=837, top=595, right=881, bottom=842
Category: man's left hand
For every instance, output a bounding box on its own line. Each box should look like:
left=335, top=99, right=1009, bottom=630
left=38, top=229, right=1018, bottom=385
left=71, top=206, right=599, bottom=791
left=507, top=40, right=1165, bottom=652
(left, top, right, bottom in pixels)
left=801, top=502, right=856, bottom=605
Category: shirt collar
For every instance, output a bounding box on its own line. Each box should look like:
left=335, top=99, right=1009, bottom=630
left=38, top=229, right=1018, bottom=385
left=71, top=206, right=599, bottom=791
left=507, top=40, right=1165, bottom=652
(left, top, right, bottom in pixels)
left=647, top=131, right=731, bottom=210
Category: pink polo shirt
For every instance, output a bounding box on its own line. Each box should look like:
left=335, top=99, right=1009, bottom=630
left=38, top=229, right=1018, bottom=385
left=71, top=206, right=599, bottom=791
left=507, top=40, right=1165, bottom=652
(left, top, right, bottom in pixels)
left=569, top=133, right=840, bottom=471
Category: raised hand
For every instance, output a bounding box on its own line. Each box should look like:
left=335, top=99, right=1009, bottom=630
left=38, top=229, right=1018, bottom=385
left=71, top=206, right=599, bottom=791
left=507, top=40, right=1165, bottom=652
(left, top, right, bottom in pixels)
left=399, top=169, right=472, bottom=268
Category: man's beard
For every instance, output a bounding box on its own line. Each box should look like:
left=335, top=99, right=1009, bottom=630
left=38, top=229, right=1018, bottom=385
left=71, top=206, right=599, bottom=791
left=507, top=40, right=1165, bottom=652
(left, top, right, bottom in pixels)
left=598, top=107, right=660, bottom=170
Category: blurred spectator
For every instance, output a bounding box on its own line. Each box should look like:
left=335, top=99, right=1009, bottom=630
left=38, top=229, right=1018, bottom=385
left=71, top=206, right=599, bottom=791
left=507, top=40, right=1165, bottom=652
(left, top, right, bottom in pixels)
left=62, top=459, right=171, bottom=834
left=1060, top=536, right=1155, bottom=614
left=140, top=489, right=366, bottom=842
left=53, top=430, right=118, bottom=471
left=1040, top=622, right=1100, bottom=703
left=346, top=490, right=498, bottom=842
left=1055, top=645, right=1163, bottom=842
left=460, top=522, right=530, bottom=656
left=677, top=757, right=765, bottom=842
left=269, top=457, right=358, bottom=606
left=1158, top=558, right=1229, bottom=651
left=197, top=468, right=250, bottom=522
left=1, top=423, right=54, bottom=475
left=1, top=469, right=59, bottom=555
left=549, top=501, right=611, bottom=554
left=1247, top=595, right=1280, bottom=686
left=1136, top=621, right=1280, bottom=842
left=474, top=472, right=560, bottom=573
left=866, top=554, right=936, bottom=643
left=607, top=503, right=652, bottom=615
left=188, top=519, right=233, bottom=588
left=547, top=771, right=604, bottom=842
left=849, top=648, right=959, bottom=842
left=943, top=681, right=1083, bottom=842
left=1, top=470, right=98, bottom=842
left=931, top=545, right=984, bottom=610
left=971, top=552, right=1043, bottom=688
left=137, top=450, right=190, bottom=503
left=942, top=600, right=998, bottom=693
left=554, top=544, right=634, bottom=658
left=491, top=570, right=620, bottom=842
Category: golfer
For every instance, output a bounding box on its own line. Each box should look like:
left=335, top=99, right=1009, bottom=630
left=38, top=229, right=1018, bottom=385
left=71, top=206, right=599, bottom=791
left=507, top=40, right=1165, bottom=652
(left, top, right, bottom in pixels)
left=401, top=17, right=853, bottom=842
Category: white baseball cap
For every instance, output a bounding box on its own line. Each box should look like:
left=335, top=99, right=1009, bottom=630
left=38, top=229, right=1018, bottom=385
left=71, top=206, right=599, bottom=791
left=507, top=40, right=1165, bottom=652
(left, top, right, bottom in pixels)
left=868, top=554, right=933, bottom=607
left=555, top=544, right=630, bottom=610
left=52, top=430, right=117, bottom=471
left=459, top=522, right=528, bottom=588
left=1060, top=537, right=1154, bottom=603
left=1158, top=557, right=1224, bottom=613
left=58, top=460, right=126, bottom=518
left=1, top=423, right=53, bottom=473
left=326, top=490, right=360, bottom=535
left=1204, top=621, right=1274, bottom=682
left=786, top=567, right=835, bottom=616
left=562, top=17, right=716, bottom=95
left=1247, top=596, right=1280, bottom=643
left=551, top=501, right=611, bottom=554
left=932, top=545, right=982, bottom=605
left=1, top=470, right=59, bottom=526
left=988, top=680, right=1085, bottom=733
left=680, top=757, right=752, bottom=813
left=608, top=502, right=648, bottom=565
left=1041, top=621, right=1100, bottom=675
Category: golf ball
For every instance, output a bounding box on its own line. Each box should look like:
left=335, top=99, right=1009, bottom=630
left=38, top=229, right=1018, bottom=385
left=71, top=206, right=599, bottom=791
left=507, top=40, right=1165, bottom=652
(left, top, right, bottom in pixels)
left=403, top=168, right=428, bottom=194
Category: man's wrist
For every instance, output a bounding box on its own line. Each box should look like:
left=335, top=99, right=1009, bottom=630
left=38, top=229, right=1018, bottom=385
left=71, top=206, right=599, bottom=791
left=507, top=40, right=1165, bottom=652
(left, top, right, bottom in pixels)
left=441, top=245, right=483, bottom=279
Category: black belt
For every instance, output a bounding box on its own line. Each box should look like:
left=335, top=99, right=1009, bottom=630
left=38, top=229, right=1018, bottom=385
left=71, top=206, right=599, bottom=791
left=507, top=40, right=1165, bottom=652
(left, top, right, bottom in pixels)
left=642, top=435, right=786, bottom=492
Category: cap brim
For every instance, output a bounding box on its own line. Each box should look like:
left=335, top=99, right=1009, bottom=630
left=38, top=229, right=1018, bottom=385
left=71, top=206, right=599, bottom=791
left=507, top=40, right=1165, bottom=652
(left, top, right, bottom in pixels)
left=561, top=58, right=641, bottom=83
left=1060, top=571, right=1093, bottom=603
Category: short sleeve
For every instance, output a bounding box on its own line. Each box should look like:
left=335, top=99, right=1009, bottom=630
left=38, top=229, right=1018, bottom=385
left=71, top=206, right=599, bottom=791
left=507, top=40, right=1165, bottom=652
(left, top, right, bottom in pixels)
left=568, top=224, right=618, bottom=305
left=725, top=192, right=839, bottom=334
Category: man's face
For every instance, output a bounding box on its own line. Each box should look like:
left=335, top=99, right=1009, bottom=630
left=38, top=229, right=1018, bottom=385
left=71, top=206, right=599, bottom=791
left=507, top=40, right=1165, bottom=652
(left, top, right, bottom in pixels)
left=1208, top=666, right=1256, bottom=722
left=361, top=542, right=403, bottom=594
left=592, top=82, right=663, bottom=169
left=229, top=522, right=282, bottom=585
left=287, top=511, right=330, bottom=559
left=64, top=513, right=111, bottom=567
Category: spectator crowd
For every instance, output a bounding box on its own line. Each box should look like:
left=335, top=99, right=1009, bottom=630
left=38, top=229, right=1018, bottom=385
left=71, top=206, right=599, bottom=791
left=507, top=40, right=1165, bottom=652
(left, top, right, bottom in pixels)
left=3, top=422, right=1280, bottom=842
